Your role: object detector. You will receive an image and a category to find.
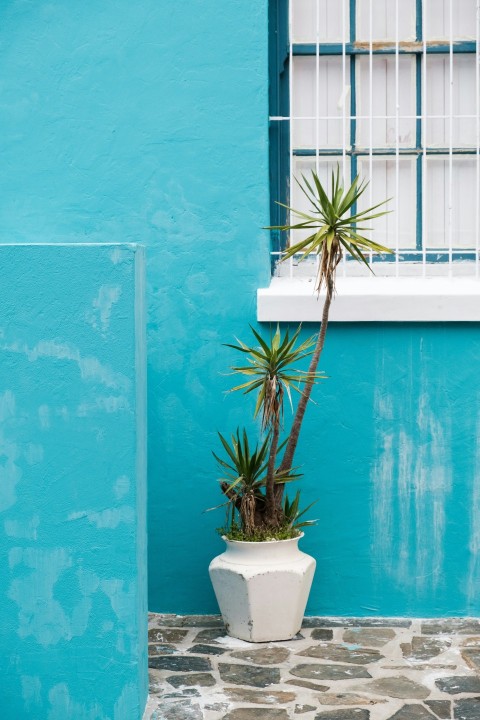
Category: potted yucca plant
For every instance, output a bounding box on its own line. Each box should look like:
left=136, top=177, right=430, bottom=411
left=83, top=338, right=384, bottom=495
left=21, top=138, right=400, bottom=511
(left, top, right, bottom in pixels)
left=209, top=169, right=392, bottom=641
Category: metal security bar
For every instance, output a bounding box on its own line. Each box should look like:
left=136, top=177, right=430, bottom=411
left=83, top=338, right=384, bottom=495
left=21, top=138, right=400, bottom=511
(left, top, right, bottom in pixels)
left=269, top=0, right=480, bottom=278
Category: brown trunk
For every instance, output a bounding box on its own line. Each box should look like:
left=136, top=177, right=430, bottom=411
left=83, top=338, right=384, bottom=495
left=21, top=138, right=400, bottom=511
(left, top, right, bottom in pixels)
left=221, top=483, right=268, bottom=532
left=276, top=276, right=334, bottom=498
left=265, top=417, right=281, bottom=526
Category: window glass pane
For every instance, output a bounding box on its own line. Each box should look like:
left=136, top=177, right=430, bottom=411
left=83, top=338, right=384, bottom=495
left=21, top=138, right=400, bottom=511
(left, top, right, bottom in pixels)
left=424, top=0, right=476, bottom=40
left=292, top=57, right=350, bottom=148
left=357, top=56, right=416, bottom=148
left=357, top=0, right=416, bottom=41
left=424, top=55, right=476, bottom=147
left=357, top=157, right=417, bottom=249
left=290, top=157, right=351, bottom=246
left=292, top=0, right=349, bottom=43
left=425, top=157, right=476, bottom=248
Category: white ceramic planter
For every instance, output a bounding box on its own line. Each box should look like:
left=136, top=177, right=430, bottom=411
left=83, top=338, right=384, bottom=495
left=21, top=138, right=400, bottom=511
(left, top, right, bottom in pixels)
left=209, top=533, right=316, bottom=642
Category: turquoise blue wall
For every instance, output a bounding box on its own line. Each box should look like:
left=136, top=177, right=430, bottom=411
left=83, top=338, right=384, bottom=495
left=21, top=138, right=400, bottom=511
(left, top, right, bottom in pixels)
left=291, top=322, right=480, bottom=617
left=0, top=0, right=478, bottom=621
left=0, top=245, right=147, bottom=718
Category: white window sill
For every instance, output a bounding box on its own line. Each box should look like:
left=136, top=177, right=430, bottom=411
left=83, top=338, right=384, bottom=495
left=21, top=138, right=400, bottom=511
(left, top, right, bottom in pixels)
left=257, top=276, right=480, bottom=322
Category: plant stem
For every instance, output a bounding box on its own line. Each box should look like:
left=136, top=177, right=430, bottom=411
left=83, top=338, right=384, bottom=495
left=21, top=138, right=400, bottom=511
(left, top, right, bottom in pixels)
left=277, top=276, right=334, bottom=489
left=266, top=416, right=280, bottom=525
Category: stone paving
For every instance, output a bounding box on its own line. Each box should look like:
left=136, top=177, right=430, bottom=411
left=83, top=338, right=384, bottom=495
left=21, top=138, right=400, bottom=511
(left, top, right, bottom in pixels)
left=146, top=614, right=480, bottom=720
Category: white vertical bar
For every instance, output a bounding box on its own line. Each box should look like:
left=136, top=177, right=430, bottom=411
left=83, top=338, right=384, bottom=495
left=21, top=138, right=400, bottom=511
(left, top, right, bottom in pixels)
left=448, top=0, right=453, bottom=277
left=289, top=0, right=294, bottom=278
left=315, top=0, right=320, bottom=177
left=476, top=0, right=480, bottom=278
left=395, top=0, right=400, bottom=277
left=422, top=0, right=427, bottom=276
left=315, top=0, right=320, bottom=278
left=342, top=0, right=347, bottom=276
left=342, top=0, right=347, bottom=181
left=369, top=0, right=373, bottom=267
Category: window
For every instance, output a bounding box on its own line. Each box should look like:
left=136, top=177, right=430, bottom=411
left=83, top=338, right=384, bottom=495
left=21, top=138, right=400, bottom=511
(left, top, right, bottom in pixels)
left=268, top=0, right=480, bottom=283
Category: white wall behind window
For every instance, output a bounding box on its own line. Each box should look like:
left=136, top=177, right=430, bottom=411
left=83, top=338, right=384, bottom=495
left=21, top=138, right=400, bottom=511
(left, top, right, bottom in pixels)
left=426, top=158, right=477, bottom=248
left=424, top=55, right=476, bottom=147
left=292, top=57, right=350, bottom=148
left=357, top=56, right=416, bottom=147
left=357, top=157, right=417, bottom=249
left=424, top=0, right=476, bottom=40
left=292, top=0, right=349, bottom=43
left=356, top=0, right=416, bottom=41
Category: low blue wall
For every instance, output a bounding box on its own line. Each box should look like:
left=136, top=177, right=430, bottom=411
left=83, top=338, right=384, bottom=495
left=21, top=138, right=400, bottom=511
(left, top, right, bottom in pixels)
left=0, top=244, right=147, bottom=719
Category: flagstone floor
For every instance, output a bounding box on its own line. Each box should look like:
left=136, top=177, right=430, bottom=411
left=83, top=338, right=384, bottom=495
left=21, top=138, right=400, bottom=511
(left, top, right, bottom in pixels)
left=146, top=614, right=480, bottom=720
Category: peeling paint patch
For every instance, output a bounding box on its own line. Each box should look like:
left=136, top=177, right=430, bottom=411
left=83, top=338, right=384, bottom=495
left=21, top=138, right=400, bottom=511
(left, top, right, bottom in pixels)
left=413, top=389, right=451, bottom=592
left=0, top=442, right=21, bottom=512
left=38, top=405, right=50, bottom=429
left=114, top=475, right=130, bottom=499
left=371, top=368, right=452, bottom=595
left=48, top=683, right=106, bottom=720
left=0, top=389, right=15, bottom=421
left=68, top=505, right=134, bottom=529
left=9, top=547, right=23, bottom=569
left=114, top=682, right=139, bottom=719
left=116, top=630, right=127, bottom=654
left=1, top=339, right=130, bottom=392
left=24, top=443, right=44, bottom=465
left=86, top=284, right=122, bottom=332
left=8, top=549, right=98, bottom=646
left=101, top=578, right=136, bottom=632
left=467, top=410, right=480, bottom=605
left=5, top=515, right=40, bottom=540
left=9, top=548, right=73, bottom=646
left=372, top=431, right=394, bottom=571
left=77, top=568, right=100, bottom=596
left=56, top=406, right=69, bottom=421
left=22, top=675, right=42, bottom=713
left=76, top=395, right=130, bottom=416
left=0, top=391, right=22, bottom=513
left=110, top=246, right=128, bottom=265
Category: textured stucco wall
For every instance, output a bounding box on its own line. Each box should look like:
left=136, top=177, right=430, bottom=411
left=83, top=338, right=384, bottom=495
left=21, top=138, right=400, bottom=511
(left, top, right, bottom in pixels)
left=0, top=0, right=271, bottom=615
left=1, top=0, right=479, bottom=620
left=0, top=245, right=147, bottom=719
left=284, top=321, right=480, bottom=617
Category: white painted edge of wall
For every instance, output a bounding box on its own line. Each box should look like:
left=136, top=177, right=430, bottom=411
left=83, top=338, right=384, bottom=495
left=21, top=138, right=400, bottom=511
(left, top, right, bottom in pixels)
left=0, top=242, right=140, bottom=247
left=257, top=277, right=480, bottom=322
left=142, top=695, right=158, bottom=720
